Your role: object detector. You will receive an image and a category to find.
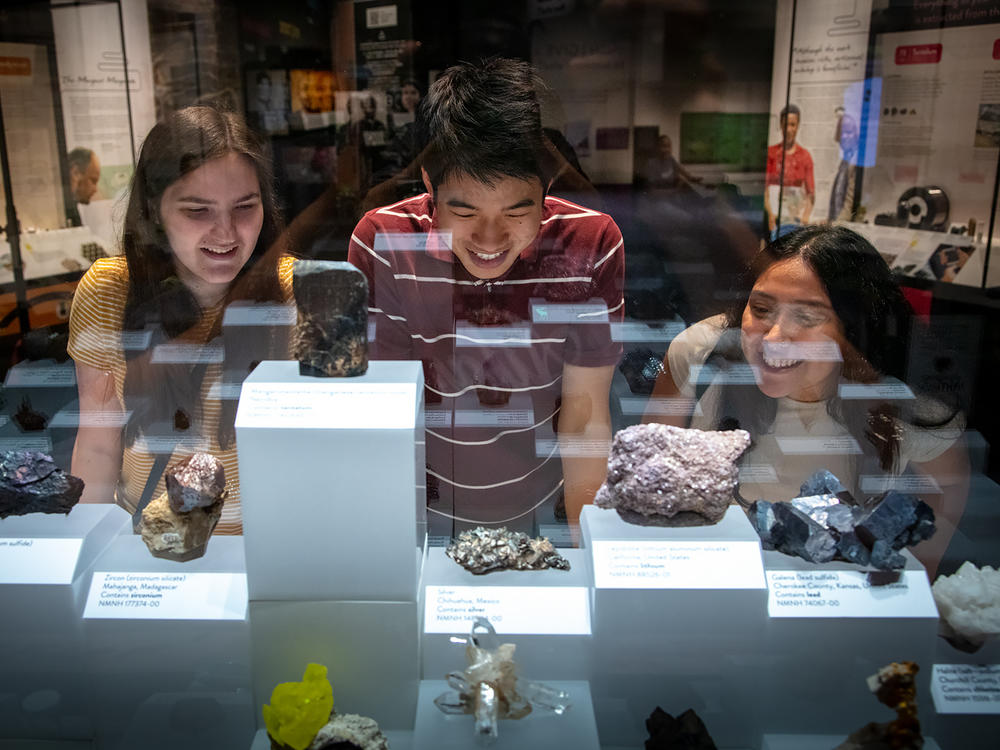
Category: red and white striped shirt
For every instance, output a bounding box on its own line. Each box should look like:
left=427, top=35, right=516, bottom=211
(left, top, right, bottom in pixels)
left=348, top=193, right=624, bottom=533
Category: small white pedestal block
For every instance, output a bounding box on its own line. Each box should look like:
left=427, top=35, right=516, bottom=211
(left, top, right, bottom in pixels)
left=249, top=599, right=420, bottom=730
left=581, top=504, right=768, bottom=749
left=762, top=734, right=941, bottom=750
left=81, top=534, right=253, bottom=750
left=421, top=547, right=592, bottom=681
left=758, top=549, right=938, bottom=737
left=236, top=360, right=426, bottom=602
left=0, top=504, right=129, bottom=741
left=412, top=680, right=598, bottom=750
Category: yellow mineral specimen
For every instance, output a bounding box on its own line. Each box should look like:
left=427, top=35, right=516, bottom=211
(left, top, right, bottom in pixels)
left=262, top=663, right=334, bottom=750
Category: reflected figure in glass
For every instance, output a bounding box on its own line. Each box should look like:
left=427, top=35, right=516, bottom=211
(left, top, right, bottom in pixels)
left=648, top=225, right=967, bottom=574
left=68, top=106, right=293, bottom=534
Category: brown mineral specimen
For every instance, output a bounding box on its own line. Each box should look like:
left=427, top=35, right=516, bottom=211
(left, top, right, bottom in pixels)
left=833, top=662, right=923, bottom=750
left=138, top=453, right=227, bottom=561
left=595, top=424, right=751, bottom=526
left=292, top=260, right=368, bottom=377
left=166, top=454, right=226, bottom=513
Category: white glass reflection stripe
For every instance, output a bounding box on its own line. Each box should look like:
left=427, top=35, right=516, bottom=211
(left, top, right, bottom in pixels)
left=839, top=382, right=915, bottom=399
left=535, top=437, right=611, bottom=457
left=621, top=396, right=701, bottom=416
left=531, top=301, right=607, bottom=323
left=426, top=373, right=562, bottom=399
left=425, top=409, right=452, bottom=428
left=775, top=436, right=862, bottom=455
left=151, top=343, right=224, bottom=364
left=222, top=304, right=296, bottom=326
left=349, top=232, right=390, bottom=267
left=373, top=231, right=439, bottom=251
left=610, top=321, right=684, bottom=342
left=49, top=409, right=132, bottom=428
left=860, top=474, right=941, bottom=494
left=762, top=341, right=842, bottom=362
left=739, top=464, right=779, bottom=484
left=688, top=363, right=758, bottom=385
left=4, top=363, right=76, bottom=387
left=454, top=408, right=533, bottom=427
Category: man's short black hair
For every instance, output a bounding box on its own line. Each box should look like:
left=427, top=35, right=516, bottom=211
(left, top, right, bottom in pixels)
left=418, top=57, right=546, bottom=189
left=67, top=147, right=95, bottom=172
left=779, top=103, right=801, bottom=122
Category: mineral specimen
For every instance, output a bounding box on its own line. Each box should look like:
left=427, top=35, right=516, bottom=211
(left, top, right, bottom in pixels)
left=263, top=663, right=335, bottom=750
left=307, top=713, right=389, bottom=750
left=13, top=396, right=48, bottom=431
left=165, top=454, right=226, bottom=513
left=619, top=348, right=667, bottom=395
left=446, top=527, right=570, bottom=575
left=932, top=562, right=1000, bottom=652
left=435, top=617, right=571, bottom=745
left=0, top=451, right=83, bottom=518
left=137, top=453, right=226, bottom=561
left=748, top=471, right=937, bottom=571
left=645, top=707, right=718, bottom=750
left=833, top=662, right=923, bottom=750
left=595, top=424, right=751, bottom=525
left=292, top=260, right=368, bottom=377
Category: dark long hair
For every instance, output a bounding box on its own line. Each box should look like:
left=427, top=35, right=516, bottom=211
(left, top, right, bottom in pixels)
left=121, top=106, right=286, bottom=450
left=709, top=224, right=953, bottom=472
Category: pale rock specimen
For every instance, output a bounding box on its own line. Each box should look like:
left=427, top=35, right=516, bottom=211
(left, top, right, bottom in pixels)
left=932, top=561, right=1000, bottom=652
left=138, top=453, right=226, bottom=561
left=595, top=424, right=750, bottom=525
left=308, top=713, right=389, bottom=750
left=446, top=527, right=570, bottom=575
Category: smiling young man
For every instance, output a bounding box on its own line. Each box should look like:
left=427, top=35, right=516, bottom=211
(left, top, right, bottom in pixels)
left=347, top=58, right=625, bottom=537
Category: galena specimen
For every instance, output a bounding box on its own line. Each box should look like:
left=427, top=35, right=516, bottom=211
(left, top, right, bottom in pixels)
left=292, top=260, right=368, bottom=377
left=833, top=662, right=923, bottom=750
left=446, top=526, right=571, bottom=575
left=749, top=470, right=936, bottom=570
left=0, top=450, right=84, bottom=518
left=932, top=561, right=1000, bottom=652
left=435, top=617, right=571, bottom=746
left=595, top=424, right=751, bottom=526
left=138, top=453, right=227, bottom=562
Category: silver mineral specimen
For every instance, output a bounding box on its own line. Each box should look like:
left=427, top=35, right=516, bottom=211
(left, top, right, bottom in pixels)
left=595, top=424, right=751, bottom=526
left=446, top=527, right=571, bottom=575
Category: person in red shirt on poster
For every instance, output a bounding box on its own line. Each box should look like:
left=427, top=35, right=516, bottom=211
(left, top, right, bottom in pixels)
left=347, top=58, right=625, bottom=539
left=764, top=104, right=815, bottom=239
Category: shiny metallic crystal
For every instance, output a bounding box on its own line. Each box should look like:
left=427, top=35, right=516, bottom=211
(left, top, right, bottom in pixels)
left=0, top=450, right=83, bottom=518
left=595, top=424, right=751, bottom=525
left=446, top=526, right=571, bottom=575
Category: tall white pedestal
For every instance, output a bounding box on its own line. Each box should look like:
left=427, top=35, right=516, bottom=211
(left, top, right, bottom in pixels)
left=81, top=535, right=253, bottom=750
left=581, top=504, right=768, bottom=749
left=236, top=360, right=425, bottom=601
left=0, top=504, right=129, bottom=741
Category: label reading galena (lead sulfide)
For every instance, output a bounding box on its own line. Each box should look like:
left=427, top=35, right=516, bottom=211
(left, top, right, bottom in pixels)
left=766, top=569, right=936, bottom=618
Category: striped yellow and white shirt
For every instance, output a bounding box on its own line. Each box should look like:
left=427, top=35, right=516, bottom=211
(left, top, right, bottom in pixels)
left=68, top=256, right=295, bottom=534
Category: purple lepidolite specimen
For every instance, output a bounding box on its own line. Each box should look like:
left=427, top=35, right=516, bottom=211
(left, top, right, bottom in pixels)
left=595, top=424, right=751, bottom=526
left=0, top=451, right=84, bottom=518
left=292, top=260, right=368, bottom=377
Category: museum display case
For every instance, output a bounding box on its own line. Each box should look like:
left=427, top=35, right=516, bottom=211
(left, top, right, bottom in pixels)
left=1, top=1, right=999, bottom=748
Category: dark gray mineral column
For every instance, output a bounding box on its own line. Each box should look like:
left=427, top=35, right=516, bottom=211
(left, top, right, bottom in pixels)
left=292, top=260, right=369, bottom=377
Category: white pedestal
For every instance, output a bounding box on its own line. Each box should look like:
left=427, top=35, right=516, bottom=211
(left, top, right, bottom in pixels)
left=81, top=535, right=253, bottom=750
left=236, top=360, right=426, bottom=602
left=581, top=504, right=768, bottom=749
left=0, top=504, right=129, bottom=741
left=421, top=547, right=592, bottom=681
left=412, top=680, right=598, bottom=750
left=249, top=599, right=420, bottom=730
left=758, top=549, right=938, bottom=737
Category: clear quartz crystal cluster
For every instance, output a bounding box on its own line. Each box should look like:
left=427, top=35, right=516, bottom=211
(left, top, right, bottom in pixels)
left=595, top=424, right=751, bottom=525
left=435, top=618, right=571, bottom=746
left=932, top=562, right=1000, bottom=651
left=749, top=470, right=936, bottom=570
left=446, top=526, right=570, bottom=575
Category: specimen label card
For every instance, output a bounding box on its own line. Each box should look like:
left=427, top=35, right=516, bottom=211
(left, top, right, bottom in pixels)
left=3, top=363, right=76, bottom=387
left=237, top=382, right=417, bottom=430
left=83, top=572, right=247, bottom=620
left=591, top=540, right=766, bottom=589
left=931, top=664, right=1000, bottom=714
left=0, top=538, right=83, bottom=584
left=766, top=570, right=937, bottom=618
left=424, top=585, right=590, bottom=635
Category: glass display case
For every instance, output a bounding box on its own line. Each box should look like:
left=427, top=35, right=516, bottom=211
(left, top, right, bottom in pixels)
left=1, top=1, right=998, bottom=748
